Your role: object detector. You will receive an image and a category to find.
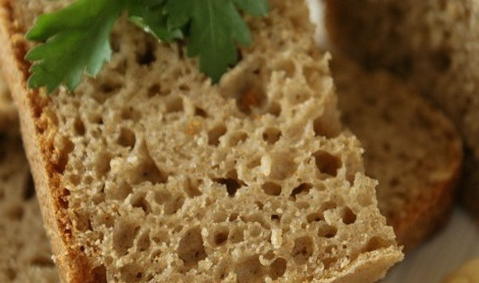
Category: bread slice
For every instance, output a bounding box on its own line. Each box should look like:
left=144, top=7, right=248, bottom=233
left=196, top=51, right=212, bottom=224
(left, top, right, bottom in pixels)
left=324, top=0, right=479, bottom=181
left=331, top=57, right=463, bottom=250
left=0, top=0, right=403, bottom=282
left=0, top=102, right=58, bottom=282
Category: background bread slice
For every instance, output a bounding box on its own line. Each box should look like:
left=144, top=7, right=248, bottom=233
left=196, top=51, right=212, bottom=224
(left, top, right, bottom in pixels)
left=324, top=0, right=479, bottom=222
left=0, top=0, right=402, bottom=282
left=331, top=57, right=463, bottom=250
left=0, top=87, right=58, bottom=282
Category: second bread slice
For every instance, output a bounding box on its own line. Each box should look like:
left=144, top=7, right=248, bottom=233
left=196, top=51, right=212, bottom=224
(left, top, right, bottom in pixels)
left=332, top=57, right=462, bottom=250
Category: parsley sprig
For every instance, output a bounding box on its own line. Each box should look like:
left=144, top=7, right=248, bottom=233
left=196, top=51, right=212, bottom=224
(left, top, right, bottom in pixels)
left=26, top=0, right=269, bottom=93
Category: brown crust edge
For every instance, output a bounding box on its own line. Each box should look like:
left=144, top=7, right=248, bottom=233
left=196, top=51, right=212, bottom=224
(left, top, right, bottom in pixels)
left=390, top=107, right=463, bottom=251
left=0, top=2, right=94, bottom=282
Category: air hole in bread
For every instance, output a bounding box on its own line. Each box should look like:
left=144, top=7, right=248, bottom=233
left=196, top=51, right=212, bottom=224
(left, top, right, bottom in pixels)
left=267, top=102, right=282, bottom=116
left=154, top=190, right=171, bottom=205
left=151, top=228, right=170, bottom=244
left=214, top=173, right=245, bottom=197
left=120, top=263, right=144, bottom=282
left=323, top=257, right=338, bottom=269
left=313, top=117, right=339, bottom=138
left=136, top=40, right=156, bottom=66
left=107, top=182, right=132, bottom=201
left=269, top=257, right=287, bottom=279
left=270, top=152, right=297, bottom=180
left=228, top=131, right=248, bottom=146
left=130, top=192, right=151, bottom=213
left=291, top=183, right=312, bottom=200
left=177, top=227, right=206, bottom=268
left=306, top=212, right=324, bottom=223
left=213, top=227, right=230, bottom=246
left=165, top=96, right=184, bottom=113
left=318, top=223, right=337, bottom=238
left=121, top=107, right=141, bottom=121
left=292, top=236, right=314, bottom=264
left=113, top=220, right=140, bottom=255
left=342, top=207, right=357, bottom=224
left=314, top=151, right=341, bottom=177
left=271, top=214, right=281, bottom=222
left=208, top=124, right=227, bottom=146
left=23, top=175, right=35, bottom=200
left=262, top=127, right=282, bottom=144
left=118, top=128, right=136, bottom=148
left=236, top=87, right=266, bottom=114
left=184, top=178, right=202, bottom=198
left=247, top=157, right=261, bottom=169
left=164, top=194, right=185, bottom=215
left=276, top=59, right=296, bottom=78
left=132, top=147, right=168, bottom=185
left=55, top=137, right=74, bottom=174
left=95, top=151, right=112, bottom=177
left=147, top=84, right=166, bottom=97
left=229, top=213, right=239, bottom=222
left=74, top=117, right=86, bottom=136
left=194, top=107, right=208, bottom=118
left=235, top=255, right=265, bottom=283
left=363, top=236, right=390, bottom=252
left=136, top=230, right=151, bottom=251
left=262, top=182, right=282, bottom=196
left=230, top=227, right=244, bottom=243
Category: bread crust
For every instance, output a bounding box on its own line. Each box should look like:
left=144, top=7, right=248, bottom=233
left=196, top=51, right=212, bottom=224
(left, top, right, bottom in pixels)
left=0, top=1, right=94, bottom=282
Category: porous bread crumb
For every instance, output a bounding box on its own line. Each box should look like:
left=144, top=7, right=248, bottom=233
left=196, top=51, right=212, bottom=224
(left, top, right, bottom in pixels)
left=0, top=123, right=58, bottom=282
left=5, top=0, right=402, bottom=281
left=332, top=57, right=462, bottom=249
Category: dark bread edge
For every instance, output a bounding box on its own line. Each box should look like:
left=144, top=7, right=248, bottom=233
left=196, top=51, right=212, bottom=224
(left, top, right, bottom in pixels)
left=0, top=1, right=95, bottom=282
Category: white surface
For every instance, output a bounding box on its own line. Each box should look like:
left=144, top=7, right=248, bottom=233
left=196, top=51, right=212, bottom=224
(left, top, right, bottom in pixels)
left=383, top=209, right=479, bottom=283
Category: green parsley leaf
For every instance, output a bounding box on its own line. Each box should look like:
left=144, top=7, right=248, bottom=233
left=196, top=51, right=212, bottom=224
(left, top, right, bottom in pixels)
left=26, top=0, right=270, bottom=92
left=127, top=0, right=183, bottom=42
left=26, top=0, right=123, bottom=92
left=166, top=0, right=269, bottom=83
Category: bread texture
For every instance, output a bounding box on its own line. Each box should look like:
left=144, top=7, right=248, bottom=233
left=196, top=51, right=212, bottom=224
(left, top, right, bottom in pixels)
left=331, top=57, right=463, bottom=250
left=0, top=102, right=58, bottom=282
left=324, top=0, right=479, bottom=222
left=0, top=0, right=403, bottom=282
left=0, top=76, right=17, bottom=132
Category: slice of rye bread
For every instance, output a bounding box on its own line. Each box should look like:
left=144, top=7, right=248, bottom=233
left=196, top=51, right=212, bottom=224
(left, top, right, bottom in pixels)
left=323, top=0, right=479, bottom=222
left=0, top=0, right=403, bottom=282
left=331, top=57, right=463, bottom=250
left=0, top=101, right=58, bottom=281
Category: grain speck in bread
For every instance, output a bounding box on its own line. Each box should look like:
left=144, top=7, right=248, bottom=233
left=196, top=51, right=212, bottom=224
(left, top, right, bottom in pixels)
left=0, top=0, right=403, bottom=282
left=0, top=103, right=58, bottom=282
left=332, top=57, right=462, bottom=250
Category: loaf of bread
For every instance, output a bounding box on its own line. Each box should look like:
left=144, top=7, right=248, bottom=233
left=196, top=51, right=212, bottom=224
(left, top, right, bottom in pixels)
left=332, top=57, right=462, bottom=250
left=324, top=0, right=479, bottom=222
left=0, top=100, right=58, bottom=282
left=0, top=0, right=403, bottom=282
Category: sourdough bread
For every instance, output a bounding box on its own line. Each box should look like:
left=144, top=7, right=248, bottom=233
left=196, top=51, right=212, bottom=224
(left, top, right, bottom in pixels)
left=332, top=57, right=462, bottom=250
left=0, top=104, right=58, bottom=282
left=0, top=0, right=403, bottom=282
